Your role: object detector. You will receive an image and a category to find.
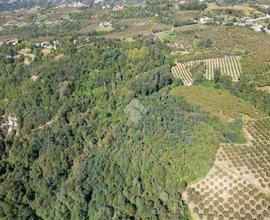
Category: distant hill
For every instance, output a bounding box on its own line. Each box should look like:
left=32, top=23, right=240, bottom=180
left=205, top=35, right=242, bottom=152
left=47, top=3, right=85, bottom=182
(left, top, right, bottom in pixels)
left=0, top=0, right=146, bottom=11
left=0, top=0, right=95, bottom=11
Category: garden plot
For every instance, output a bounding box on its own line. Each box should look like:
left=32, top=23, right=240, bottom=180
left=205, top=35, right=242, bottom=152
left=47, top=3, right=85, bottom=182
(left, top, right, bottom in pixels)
left=183, top=119, right=270, bottom=220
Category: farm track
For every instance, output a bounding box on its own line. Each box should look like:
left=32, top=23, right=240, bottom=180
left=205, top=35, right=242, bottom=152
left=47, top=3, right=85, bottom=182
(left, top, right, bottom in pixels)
left=183, top=119, right=270, bottom=220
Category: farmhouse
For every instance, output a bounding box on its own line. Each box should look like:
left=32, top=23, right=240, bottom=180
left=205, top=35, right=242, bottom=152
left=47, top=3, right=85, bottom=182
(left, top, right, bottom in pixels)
left=94, top=0, right=104, bottom=3
left=53, top=40, right=60, bottom=50
left=101, top=4, right=110, bottom=9
left=41, top=41, right=50, bottom=48
left=199, top=17, right=214, bottom=24
left=56, top=2, right=88, bottom=8
left=251, top=24, right=263, bottom=32
left=6, top=39, right=20, bottom=45
left=34, top=42, right=41, bottom=47
left=112, top=5, right=124, bottom=11
left=98, top=21, right=112, bottom=28
left=237, top=18, right=247, bottom=26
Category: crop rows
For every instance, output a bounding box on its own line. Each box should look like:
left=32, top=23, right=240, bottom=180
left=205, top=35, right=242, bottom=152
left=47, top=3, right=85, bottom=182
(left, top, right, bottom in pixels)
left=171, top=63, right=193, bottom=86
left=183, top=119, right=270, bottom=219
left=184, top=56, right=242, bottom=81
left=184, top=166, right=270, bottom=220
left=171, top=56, right=242, bottom=85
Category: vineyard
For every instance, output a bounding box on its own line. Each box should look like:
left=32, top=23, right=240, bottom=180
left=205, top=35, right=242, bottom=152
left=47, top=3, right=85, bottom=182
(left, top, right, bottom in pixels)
left=171, top=56, right=242, bottom=85
left=171, top=62, right=193, bottom=86
left=183, top=119, right=270, bottom=220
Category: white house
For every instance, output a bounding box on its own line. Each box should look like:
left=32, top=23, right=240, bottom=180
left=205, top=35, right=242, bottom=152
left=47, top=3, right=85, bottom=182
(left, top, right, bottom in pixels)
left=98, top=21, right=112, bottom=28
left=6, top=39, right=20, bottom=45
left=251, top=24, right=263, bottom=32
left=112, top=5, right=124, bottom=11
left=41, top=41, right=50, bottom=48
left=199, top=17, right=214, bottom=24
left=53, top=40, right=60, bottom=50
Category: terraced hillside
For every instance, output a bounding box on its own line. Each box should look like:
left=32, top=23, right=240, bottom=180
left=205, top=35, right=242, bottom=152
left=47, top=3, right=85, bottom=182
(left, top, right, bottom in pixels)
left=183, top=119, right=270, bottom=220
left=171, top=56, right=242, bottom=85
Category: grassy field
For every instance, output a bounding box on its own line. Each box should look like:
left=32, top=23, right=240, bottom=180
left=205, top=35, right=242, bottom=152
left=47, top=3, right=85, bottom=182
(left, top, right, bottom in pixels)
left=206, top=3, right=256, bottom=13
left=257, top=86, right=270, bottom=93
left=170, top=85, right=265, bottom=122
left=199, top=26, right=270, bottom=62
left=174, top=10, right=198, bottom=20
left=171, top=25, right=270, bottom=63
left=104, top=17, right=169, bottom=38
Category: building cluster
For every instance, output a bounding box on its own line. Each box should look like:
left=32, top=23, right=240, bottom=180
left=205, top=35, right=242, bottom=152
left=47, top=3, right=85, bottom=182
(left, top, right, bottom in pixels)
left=56, top=2, right=89, bottom=8
left=0, top=39, right=60, bottom=49
left=196, top=13, right=270, bottom=34
left=235, top=14, right=270, bottom=33
left=98, top=21, right=112, bottom=28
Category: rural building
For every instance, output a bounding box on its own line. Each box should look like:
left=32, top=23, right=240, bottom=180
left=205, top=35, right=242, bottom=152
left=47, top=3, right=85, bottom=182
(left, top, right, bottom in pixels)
left=199, top=17, right=214, bottom=24
left=53, top=40, right=60, bottom=50
left=112, top=5, right=124, bottom=11
left=251, top=24, right=263, bottom=32
left=237, top=18, right=247, bottom=26
left=41, top=41, right=50, bottom=48
left=6, top=39, right=21, bottom=45
left=98, top=21, right=112, bottom=28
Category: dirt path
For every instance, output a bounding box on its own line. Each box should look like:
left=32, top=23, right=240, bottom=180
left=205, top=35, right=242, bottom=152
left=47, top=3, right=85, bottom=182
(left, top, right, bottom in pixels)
left=32, top=114, right=59, bottom=131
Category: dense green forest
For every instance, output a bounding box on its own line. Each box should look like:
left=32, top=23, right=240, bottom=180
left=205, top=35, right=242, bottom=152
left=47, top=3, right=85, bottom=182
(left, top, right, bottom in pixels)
left=0, top=37, right=246, bottom=219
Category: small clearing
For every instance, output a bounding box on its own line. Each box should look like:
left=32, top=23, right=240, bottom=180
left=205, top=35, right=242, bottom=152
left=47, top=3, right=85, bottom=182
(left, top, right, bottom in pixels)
left=257, top=86, right=270, bottom=94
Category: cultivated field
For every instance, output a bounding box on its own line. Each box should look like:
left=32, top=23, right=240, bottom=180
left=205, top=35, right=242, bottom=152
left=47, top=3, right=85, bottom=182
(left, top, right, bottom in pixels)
left=184, top=56, right=242, bottom=81
left=171, top=56, right=242, bottom=85
left=183, top=119, right=270, bottom=220
left=171, top=62, right=193, bottom=86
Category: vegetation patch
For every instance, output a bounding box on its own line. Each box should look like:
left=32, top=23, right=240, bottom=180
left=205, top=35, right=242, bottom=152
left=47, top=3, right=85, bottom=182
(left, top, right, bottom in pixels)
left=170, top=85, right=265, bottom=122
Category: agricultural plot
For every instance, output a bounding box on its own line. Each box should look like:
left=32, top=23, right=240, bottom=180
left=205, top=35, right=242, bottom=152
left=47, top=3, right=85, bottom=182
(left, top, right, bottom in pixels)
left=170, top=85, right=266, bottom=122
left=184, top=56, right=242, bottom=81
left=171, top=63, right=193, bottom=86
left=171, top=56, right=242, bottom=85
left=183, top=119, right=270, bottom=220
left=241, top=58, right=270, bottom=85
